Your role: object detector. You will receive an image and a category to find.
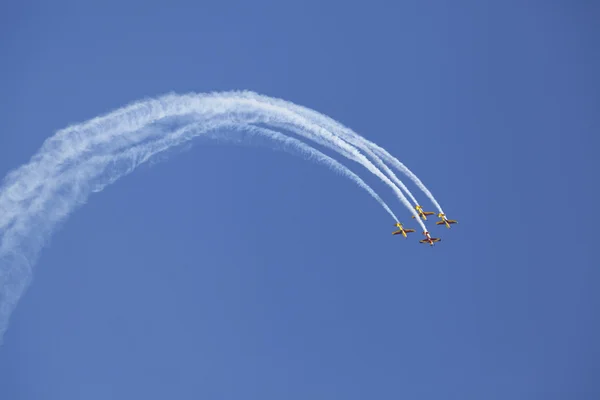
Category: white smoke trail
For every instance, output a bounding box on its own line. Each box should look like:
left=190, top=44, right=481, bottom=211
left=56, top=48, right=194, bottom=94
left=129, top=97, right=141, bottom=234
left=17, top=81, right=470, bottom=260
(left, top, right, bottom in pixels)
left=260, top=112, right=422, bottom=206
left=366, top=146, right=444, bottom=214
left=18, top=122, right=399, bottom=222
left=0, top=92, right=424, bottom=236
left=206, top=124, right=400, bottom=222
left=247, top=120, right=423, bottom=217
left=250, top=92, right=444, bottom=214
left=0, top=91, right=427, bottom=343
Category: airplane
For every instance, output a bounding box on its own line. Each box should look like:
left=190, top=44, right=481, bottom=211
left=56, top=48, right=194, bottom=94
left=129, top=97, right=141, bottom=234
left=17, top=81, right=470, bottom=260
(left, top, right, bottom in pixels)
left=392, top=222, right=416, bottom=238
left=411, top=205, right=436, bottom=221
left=419, top=231, right=441, bottom=246
left=436, top=213, right=458, bottom=229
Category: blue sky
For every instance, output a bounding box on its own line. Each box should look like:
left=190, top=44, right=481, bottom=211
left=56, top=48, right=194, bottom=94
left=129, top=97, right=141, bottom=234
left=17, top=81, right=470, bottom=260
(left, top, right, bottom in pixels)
left=1, top=0, right=598, bottom=398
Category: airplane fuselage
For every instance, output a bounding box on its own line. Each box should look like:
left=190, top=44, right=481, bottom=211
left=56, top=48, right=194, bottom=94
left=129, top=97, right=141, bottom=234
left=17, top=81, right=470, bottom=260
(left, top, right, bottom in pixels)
left=393, top=223, right=415, bottom=238
left=435, top=213, right=457, bottom=229
left=438, top=218, right=457, bottom=228
left=412, top=206, right=435, bottom=221
left=420, top=231, right=440, bottom=246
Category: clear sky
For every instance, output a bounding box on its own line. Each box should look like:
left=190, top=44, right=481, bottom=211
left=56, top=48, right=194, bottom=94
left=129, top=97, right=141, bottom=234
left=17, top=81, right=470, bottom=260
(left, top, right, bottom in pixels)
left=1, top=0, right=598, bottom=398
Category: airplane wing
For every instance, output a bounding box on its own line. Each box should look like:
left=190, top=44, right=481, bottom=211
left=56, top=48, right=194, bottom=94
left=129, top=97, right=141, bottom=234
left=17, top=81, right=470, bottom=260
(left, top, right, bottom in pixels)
left=435, top=221, right=445, bottom=225
left=392, top=231, right=402, bottom=235
left=405, top=229, right=415, bottom=232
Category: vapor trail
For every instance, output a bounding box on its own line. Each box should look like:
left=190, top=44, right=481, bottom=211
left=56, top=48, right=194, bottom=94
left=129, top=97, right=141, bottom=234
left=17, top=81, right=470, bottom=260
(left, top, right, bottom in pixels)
left=366, top=146, right=444, bottom=214
left=0, top=91, right=423, bottom=342
left=252, top=93, right=444, bottom=214
left=247, top=118, right=424, bottom=223
left=0, top=93, right=422, bottom=234
left=207, top=124, right=400, bottom=222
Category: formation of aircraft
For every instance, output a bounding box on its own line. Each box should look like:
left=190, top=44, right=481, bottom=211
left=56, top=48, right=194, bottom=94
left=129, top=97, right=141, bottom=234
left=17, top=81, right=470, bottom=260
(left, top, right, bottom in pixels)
left=393, top=206, right=457, bottom=247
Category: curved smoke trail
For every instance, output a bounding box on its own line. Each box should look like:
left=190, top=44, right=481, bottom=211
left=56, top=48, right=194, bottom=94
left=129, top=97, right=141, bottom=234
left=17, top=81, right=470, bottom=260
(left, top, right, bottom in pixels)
left=0, top=93, right=422, bottom=233
left=253, top=92, right=444, bottom=214
left=205, top=124, right=400, bottom=222
left=0, top=91, right=429, bottom=343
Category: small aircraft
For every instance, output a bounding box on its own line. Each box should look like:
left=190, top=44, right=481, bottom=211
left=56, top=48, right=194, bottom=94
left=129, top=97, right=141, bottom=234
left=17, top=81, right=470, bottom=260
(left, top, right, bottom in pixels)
left=436, top=213, right=458, bottom=229
left=411, top=205, right=436, bottom=221
left=392, top=222, right=416, bottom=238
left=419, top=231, right=441, bottom=246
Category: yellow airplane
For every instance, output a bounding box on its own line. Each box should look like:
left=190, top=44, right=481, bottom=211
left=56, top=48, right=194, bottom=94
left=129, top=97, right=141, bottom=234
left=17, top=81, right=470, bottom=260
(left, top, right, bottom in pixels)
left=436, top=213, right=458, bottom=229
left=411, top=205, right=436, bottom=221
left=419, top=231, right=441, bottom=246
left=392, top=222, right=416, bottom=238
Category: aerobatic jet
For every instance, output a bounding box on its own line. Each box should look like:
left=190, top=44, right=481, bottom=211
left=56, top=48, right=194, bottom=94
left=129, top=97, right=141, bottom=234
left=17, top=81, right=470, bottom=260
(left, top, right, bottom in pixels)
left=435, top=213, right=458, bottom=229
left=411, top=205, right=436, bottom=221
left=392, top=222, right=416, bottom=238
left=419, top=231, right=441, bottom=246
